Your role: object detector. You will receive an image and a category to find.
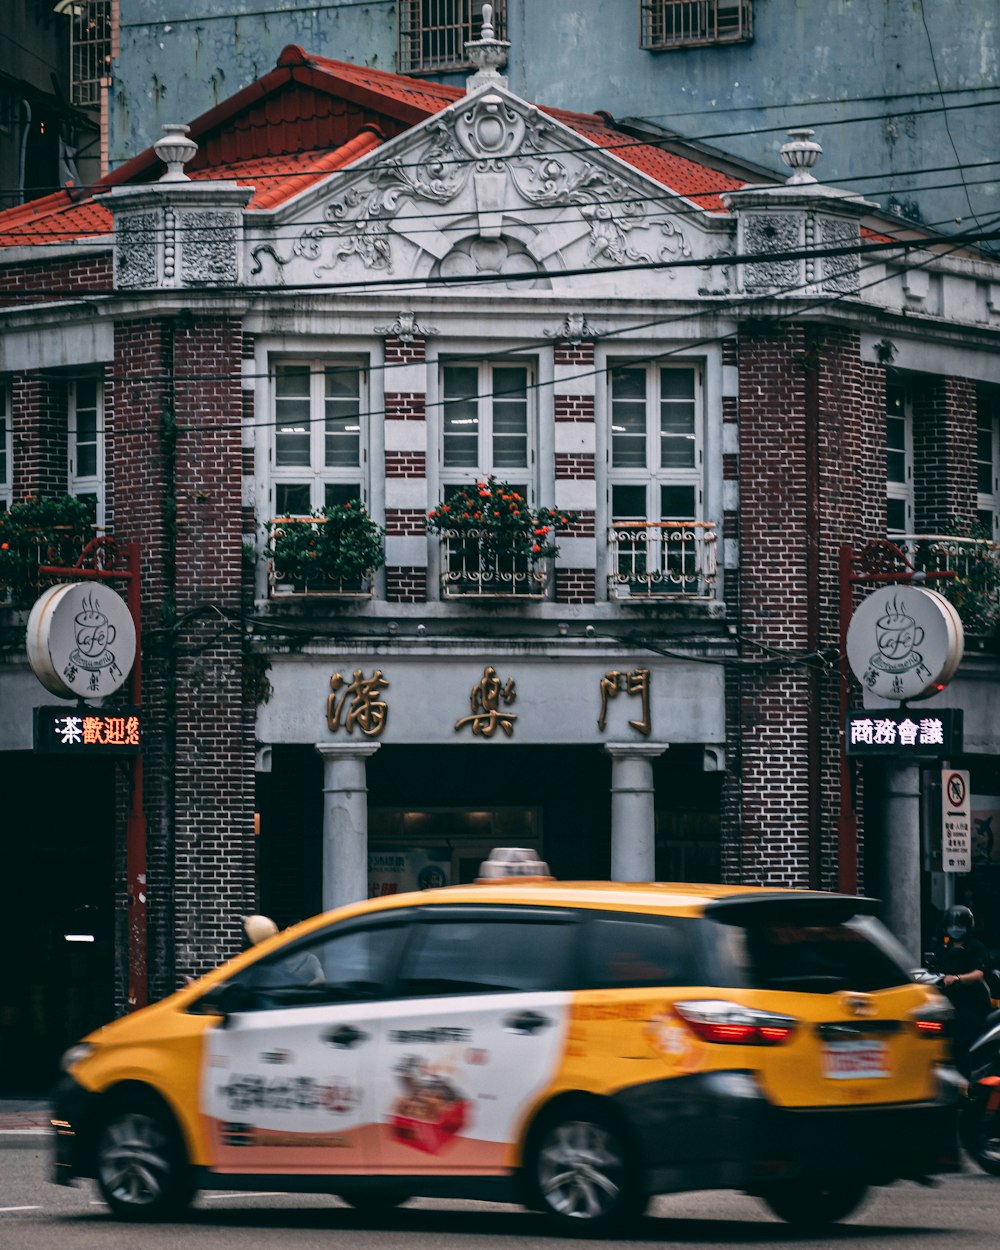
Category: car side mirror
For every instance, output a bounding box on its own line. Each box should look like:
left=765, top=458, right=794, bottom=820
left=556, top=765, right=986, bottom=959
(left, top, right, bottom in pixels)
left=191, top=981, right=255, bottom=1025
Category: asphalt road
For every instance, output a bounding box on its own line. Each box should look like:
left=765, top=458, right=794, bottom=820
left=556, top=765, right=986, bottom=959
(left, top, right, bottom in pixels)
left=4, top=1130, right=1000, bottom=1249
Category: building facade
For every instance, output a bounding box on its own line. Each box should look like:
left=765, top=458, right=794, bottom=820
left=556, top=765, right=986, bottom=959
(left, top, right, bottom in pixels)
left=108, top=0, right=1000, bottom=237
left=1, top=28, right=1000, bottom=1090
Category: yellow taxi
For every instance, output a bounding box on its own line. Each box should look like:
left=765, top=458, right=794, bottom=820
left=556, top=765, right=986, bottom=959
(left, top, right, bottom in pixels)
left=52, top=849, right=961, bottom=1233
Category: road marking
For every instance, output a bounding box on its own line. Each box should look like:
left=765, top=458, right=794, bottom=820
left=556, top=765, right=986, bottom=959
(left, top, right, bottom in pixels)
left=0, top=1206, right=42, bottom=1213
left=204, top=1192, right=284, bottom=1200
left=0, top=1128, right=49, bottom=1136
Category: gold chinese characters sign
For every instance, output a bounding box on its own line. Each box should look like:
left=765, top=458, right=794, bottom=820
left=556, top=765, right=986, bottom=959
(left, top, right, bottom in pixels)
left=323, top=665, right=654, bottom=740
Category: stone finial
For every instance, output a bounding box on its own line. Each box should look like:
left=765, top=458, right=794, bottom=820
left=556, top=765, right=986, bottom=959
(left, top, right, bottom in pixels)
left=465, top=2, right=510, bottom=92
left=779, top=128, right=822, bottom=185
left=154, top=123, right=198, bottom=182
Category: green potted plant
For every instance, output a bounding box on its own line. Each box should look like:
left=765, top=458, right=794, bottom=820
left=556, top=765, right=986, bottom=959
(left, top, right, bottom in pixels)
left=926, top=517, right=1000, bottom=637
left=265, top=501, right=386, bottom=595
left=0, top=494, right=97, bottom=608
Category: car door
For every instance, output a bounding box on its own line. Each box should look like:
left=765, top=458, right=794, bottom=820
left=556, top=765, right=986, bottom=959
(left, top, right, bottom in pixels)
left=201, top=912, right=411, bottom=1177
left=372, top=906, right=578, bottom=1175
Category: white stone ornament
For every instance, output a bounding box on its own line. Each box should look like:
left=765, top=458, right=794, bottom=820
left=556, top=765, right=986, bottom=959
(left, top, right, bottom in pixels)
left=27, top=583, right=136, bottom=701
left=846, top=587, right=964, bottom=703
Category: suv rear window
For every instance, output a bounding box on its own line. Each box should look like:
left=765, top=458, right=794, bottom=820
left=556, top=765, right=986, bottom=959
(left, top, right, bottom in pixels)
left=582, top=913, right=702, bottom=988
left=704, top=914, right=912, bottom=994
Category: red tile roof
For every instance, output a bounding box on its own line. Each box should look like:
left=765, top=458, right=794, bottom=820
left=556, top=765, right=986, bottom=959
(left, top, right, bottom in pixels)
left=0, top=44, right=744, bottom=249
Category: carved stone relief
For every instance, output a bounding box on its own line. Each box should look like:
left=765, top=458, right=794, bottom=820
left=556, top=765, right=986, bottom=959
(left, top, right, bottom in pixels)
left=287, top=94, right=693, bottom=281
left=179, top=210, right=240, bottom=285
left=115, top=212, right=160, bottom=288
left=742, top=213, right=800, bottom=290
left=819, top=216, right=860, bottom=293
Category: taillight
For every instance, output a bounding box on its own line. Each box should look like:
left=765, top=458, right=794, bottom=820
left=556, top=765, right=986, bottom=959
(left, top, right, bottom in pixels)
left=910, top=1003, right=952, bottom=1037
left=673, top=1000, right=797, bottom=1046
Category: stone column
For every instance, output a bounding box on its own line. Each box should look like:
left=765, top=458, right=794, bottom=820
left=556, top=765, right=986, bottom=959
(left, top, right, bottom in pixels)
left=604, top=743, right=669, bottom=882
left=315, top=743, right=381, bottom=911
left=879, top=763, right=923, bottom=964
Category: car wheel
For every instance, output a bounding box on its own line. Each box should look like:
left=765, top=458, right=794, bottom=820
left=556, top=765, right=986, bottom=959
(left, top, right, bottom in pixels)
left=960, top=1100, right=1000, bottom=1176
left=338, top=1189, right=411, bottom=1212
left=95, top=1096, right=194, bottom=1221
left=759, top=1178, right=868, bottom=1228
left=527, top=1110, right=641, bottom=1235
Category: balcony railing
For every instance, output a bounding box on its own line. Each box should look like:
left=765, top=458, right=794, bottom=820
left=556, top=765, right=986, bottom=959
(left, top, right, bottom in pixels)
left=896, top=533, right=1000, bottom=634
left=269, top=569, right=375, bottom=599
left=439, top=529, right=548, bottom=599
left=0, top=526, right=95, bottom=608
left=608, top=520, right=718, bottom=600
left=266, top=514, right=379, bottom=600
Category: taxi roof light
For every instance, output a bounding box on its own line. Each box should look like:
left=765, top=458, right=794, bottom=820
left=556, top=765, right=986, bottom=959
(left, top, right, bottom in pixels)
left=476, top=847, right=554, bottom=882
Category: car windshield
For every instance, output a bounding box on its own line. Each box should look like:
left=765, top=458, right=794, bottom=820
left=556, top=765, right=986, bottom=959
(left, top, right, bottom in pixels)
left=703, top=913, right=912, bottom=994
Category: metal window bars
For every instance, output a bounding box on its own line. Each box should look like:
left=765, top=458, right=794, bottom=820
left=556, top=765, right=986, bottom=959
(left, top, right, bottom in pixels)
left=66, top=1, right=113, bottom=109
left=608, top=520, right=718, bottom=599
left=399, top=0, right=505, bottom=73
left=640, top=0, right=751, bottom=50
left=439, top=529, right=548, bottom=598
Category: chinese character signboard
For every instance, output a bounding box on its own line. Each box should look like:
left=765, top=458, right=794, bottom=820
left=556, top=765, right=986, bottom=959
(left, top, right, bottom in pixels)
left=942, top=769, right=972, bottom=873
left=845, top=708, right=963, bottom=757
left=845, top=588, right=963, bottom=702
left=367, top=849, right=451, bottom=897
left=26, top=583, right=136, bottom=700
left=34, top=706, right=141, bottom=756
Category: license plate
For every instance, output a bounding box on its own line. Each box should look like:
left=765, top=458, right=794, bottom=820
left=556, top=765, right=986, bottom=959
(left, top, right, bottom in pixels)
left=822, top=1039, right=889, bottom=1079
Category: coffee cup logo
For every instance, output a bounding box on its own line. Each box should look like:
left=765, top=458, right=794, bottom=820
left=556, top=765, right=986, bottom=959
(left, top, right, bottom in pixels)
left=868, top=593, right=927, bottom=677
left=69, top=591, right=118, bottom=672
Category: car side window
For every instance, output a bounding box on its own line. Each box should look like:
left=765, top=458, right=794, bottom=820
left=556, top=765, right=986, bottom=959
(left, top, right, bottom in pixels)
left=223, top=918, right=410, bottom=1010
left=397, top=914, right=576, bottom=996
left=582, top=913, right=702, bottom=989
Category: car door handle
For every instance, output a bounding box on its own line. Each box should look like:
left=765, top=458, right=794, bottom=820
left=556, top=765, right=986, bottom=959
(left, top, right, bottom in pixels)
left=323, top=1025, right=370, bottom=1049
left=504, top=1011, right=552, bottom=1036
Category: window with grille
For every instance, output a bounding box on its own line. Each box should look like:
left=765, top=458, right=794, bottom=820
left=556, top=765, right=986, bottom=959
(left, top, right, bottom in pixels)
left=271, top=362, right=368, bottom=516
left=0, top=385, right=10, bottom=511
left=68, top=377, right=104, bottom=526
left=399, top=0, right=505, bottom=73
left=885, top=381, right=913, bottom=536
left=641, top=0, right=751, bottom=50
left=65, top=1, right=113, bottom=109
left=977, top=385, right=1000, bottom=540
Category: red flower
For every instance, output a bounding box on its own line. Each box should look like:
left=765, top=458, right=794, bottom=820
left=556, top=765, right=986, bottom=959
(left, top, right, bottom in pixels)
left=532, top=543, right=541, bottom=553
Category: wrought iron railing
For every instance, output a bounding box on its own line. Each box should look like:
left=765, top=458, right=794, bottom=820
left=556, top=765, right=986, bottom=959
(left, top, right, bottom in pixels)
left=439, top=529, right=548, bottom=598
left=896, top=533, right=1000, bottom=634
left=608, top=520, right=718, bottom=600
left=267, top=515, right=378, bottom=600
left=640, top=0, right=752, bottom=49
left=0, top=526, right=95, bottom=608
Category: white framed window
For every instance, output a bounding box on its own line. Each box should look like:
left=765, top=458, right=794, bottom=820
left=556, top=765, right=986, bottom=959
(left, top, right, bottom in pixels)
left=68, top=376, right=104, bottom=526
left=0, top=383, right=11, bottom=511
left=440, top=360, right=532, bottom=498
left=398, top=0, right=505, bottom=73
left=271, top=361, right=368, bottom=515
left=608, top=362, right=703, bottom=524
left=885, top=380, right=913, bottom=535
left=977, top=386, right=1000, bottom=540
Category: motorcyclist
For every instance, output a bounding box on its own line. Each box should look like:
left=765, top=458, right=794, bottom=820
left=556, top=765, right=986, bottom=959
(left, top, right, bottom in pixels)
left=938, top=905, right=991, bottom=1074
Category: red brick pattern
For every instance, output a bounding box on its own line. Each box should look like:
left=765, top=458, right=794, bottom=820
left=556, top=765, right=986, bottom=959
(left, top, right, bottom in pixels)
left=913, top=375, right=977, bottom=528
left=385, top=451, right=426, bottom=478
left=560, top=510, right=596, bottom=538
left=555, top=568, right=596, bottom=603
left=386, top=565, right=427, bottom=601
left=555, top=452, right=595, bottom=480
left=554, top=395, right=595, bottom=422
left=0, top=254, right=112, bottom=304
left=554, top=341, right=595, bottom=366
left=385, top=392, right=426, bottom=420
left=11, top=370, right=68, bottom=499
left=384, top=336, right=426, bottom=363
left=385, top=507, right=427, bottom=536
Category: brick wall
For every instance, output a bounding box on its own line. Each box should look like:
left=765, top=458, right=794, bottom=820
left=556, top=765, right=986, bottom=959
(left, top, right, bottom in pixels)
left=913, top=374, right=977, bottom=529
left=11, top=370, right=68, bottom=499
left=0, top=253, right=112, bottom=304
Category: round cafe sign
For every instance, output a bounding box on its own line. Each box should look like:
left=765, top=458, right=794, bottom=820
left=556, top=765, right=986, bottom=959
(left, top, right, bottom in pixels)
left=846, top=586, right=964, bottom=702
left=26, top=583, right=136, bottom=700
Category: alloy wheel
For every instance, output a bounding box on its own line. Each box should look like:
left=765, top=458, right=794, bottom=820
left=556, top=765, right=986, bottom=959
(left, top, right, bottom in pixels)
left=535, top=1118, right=625, bottom=1222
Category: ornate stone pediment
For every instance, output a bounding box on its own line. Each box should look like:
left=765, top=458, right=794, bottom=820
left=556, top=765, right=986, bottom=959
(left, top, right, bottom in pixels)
left=248, top=87, right=710, bottom=288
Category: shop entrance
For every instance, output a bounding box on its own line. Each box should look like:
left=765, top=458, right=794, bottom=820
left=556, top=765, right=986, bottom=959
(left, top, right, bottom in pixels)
left=368, top=806, right=541, bottom=894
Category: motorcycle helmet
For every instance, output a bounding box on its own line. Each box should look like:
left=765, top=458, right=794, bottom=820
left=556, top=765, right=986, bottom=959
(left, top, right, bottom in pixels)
left=945, top=904, right=974, bottom=943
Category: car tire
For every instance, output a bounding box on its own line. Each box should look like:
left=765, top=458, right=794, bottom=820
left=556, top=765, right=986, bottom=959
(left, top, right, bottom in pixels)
left=759, top=1178, right=868, bottom=1228
left=94, top=1094, right=195, bottom=1221
left=960, top=1099, right=1000, bottom=1176
left=338, top=1189, right=411, bottom=1212
left=525, top=1107, right=643, bottom=1236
